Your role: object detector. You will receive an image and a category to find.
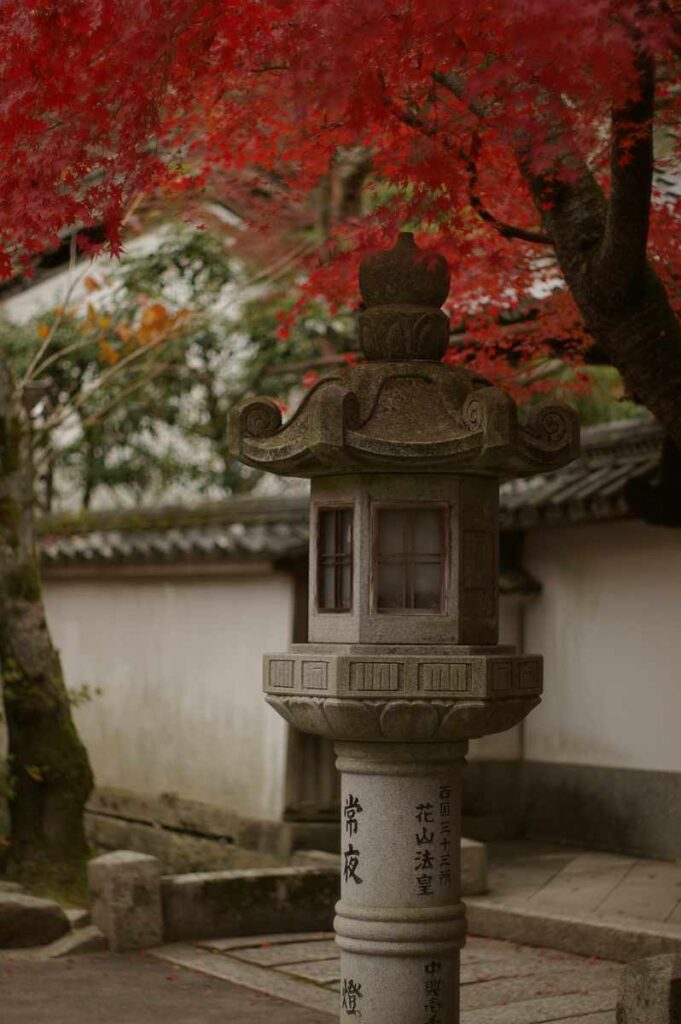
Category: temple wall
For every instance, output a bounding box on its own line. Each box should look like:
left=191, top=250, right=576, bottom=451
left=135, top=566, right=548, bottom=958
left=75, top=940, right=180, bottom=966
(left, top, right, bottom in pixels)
left=41, top=570, right=294, bottom=824
left=523, top=520, right=681, bottom=775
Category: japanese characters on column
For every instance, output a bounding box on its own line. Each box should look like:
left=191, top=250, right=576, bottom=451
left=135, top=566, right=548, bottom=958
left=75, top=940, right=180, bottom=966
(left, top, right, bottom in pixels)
left=414, top=783, right=452, bottom=897
left=439, top=783, right=452, bottom=887
left=423, top=960, right=443, bottom=1024
left=342, top=792, right=365, bottom=1016
left=342, top=978, right=363, bottom=1017
left=343, top=792, right=364, bottom=885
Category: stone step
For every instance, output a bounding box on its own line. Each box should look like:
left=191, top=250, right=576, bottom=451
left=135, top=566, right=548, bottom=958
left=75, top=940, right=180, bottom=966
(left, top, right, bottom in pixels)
left=466, top=898, right=681, bottom=962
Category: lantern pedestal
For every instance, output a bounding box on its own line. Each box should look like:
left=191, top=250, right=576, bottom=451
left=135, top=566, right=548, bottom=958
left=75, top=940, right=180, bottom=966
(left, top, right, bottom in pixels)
left=335, top=741, right=466, bottom=1024
left=264, top=641, right=542, bottom=1022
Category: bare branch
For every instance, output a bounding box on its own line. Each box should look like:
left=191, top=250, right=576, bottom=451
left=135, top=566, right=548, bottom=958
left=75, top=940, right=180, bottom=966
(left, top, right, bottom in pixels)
left=22, top=190, right=147, bottom=389
left=78, top=363, right=170, bottom=430
left=32, top=358, right=170, bottom=473
left=33, top=334, right=174, bottom=435
left=21, top=256, right=90, bottom=388
left=31, top=334, right=106, bottom=379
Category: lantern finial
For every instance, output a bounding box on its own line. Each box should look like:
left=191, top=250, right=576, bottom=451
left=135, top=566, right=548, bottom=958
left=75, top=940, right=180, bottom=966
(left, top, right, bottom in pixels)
left=358, top=232, right=451, bottom=361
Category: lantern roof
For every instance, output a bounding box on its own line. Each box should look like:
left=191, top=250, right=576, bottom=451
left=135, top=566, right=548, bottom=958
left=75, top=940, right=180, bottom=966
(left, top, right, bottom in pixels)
left=229, top=233, right=579, bottom=479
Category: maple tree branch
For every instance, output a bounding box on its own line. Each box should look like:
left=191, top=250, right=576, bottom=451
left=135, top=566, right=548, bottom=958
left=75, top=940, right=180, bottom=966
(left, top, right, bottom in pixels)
left=382, top=77, right=550, bottom=245
left=22, top=189, right=148, bottom=390
left=599, top=37, right=656, bottom=290
left=431, top=70, right=492, bottom=120
left=465, top=135, right=551, bottom=245
left=31, top=335, right=107, bottom=379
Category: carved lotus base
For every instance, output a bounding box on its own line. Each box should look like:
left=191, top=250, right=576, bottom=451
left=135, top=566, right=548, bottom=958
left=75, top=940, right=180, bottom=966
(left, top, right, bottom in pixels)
left=266, top=692, right=539, bottom=743
left=264, top=645, right=542, bottom=742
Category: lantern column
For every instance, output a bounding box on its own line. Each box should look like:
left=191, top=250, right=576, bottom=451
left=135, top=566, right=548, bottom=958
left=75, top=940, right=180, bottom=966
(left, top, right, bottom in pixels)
left=335, top=740, right=467, bottom=1023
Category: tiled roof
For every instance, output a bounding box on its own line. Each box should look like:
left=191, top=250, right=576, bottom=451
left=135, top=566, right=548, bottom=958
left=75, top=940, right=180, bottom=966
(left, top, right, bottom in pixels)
left=499, top=417, right=662, bottom=529
left=38, top=419, right=662, bottom=567
left=39, top=497, right=310, bottom=568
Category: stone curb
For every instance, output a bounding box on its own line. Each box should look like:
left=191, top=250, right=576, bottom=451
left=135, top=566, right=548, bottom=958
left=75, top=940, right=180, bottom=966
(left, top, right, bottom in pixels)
left=162, top=866, right=340, bottom=943
left=0, top=925, right=107, bottom=961
left=466, top=899, right=681, bottom=963
left=152, top=943, right=338, bottom=1015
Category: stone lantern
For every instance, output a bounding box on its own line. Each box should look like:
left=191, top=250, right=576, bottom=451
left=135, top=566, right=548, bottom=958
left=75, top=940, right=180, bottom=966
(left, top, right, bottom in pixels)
left=230, top=233, right=579, bottom=1024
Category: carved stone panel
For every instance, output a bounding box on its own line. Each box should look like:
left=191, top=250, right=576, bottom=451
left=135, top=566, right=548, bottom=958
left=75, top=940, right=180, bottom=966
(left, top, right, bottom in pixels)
left=264, top=648, right=543, bottom=701
left=417, top=662, right=472, bottom=693
left=349, top=661, right=403, bottom=693
left=269, top=659, right=295, bottom=689
left=302, top=661, right=329, bottom=691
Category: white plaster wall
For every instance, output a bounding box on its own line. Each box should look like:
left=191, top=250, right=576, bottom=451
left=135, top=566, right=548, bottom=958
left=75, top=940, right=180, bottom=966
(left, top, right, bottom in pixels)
left=467, top=594, right=525, bottom=762
left=41, top=572, right=294, bottom=822
left=523, top=521, right=681, bottom=774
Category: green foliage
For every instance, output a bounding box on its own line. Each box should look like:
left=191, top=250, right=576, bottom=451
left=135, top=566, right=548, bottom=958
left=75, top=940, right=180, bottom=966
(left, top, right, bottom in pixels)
left=1, top=223, right=341, bottom=511
left=569, top=366, right=648, bottom=426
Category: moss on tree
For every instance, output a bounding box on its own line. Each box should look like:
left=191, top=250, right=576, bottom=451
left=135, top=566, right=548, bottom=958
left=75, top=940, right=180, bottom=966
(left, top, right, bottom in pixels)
left=0, top=351, right=94, bottom=886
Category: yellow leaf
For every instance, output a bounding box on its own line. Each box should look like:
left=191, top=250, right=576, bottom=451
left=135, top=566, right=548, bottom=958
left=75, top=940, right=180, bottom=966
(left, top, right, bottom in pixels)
left=84, top=275, right=102, bottom=292
left=99, top=315, right=111, bottom=328
left=99, top=341, right=119, bottom=365
left=37, top=324, right=50, bottom=339
left=141, top=303, right=170, bottom=328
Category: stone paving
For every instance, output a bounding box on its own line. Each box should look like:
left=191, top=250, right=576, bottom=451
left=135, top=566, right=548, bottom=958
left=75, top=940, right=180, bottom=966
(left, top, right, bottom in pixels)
left=149, top=842, right=681, bottom=1022
left=0, top=949, right=333, bottom=1024
left=482, top=842, right=681, bottom=924
left=463, top=841, right=681, bottom=961
left=153, top=931, right=622, bottom=1023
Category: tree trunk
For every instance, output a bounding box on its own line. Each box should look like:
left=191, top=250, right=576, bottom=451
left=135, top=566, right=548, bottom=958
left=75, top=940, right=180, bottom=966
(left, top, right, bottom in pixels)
left=528, top=172, right=681, bottom=449
left=569, top=264, right=681, bottom=450
left=0, top=350, right=93, bottom=884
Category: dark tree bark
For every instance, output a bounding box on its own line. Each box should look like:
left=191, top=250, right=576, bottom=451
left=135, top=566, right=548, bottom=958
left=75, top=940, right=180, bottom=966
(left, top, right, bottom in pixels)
left=0, top=349, right=93, bottom=884
left=436, top=53, right=681, bottom=451
left=520, top=51, right=681, bottom=449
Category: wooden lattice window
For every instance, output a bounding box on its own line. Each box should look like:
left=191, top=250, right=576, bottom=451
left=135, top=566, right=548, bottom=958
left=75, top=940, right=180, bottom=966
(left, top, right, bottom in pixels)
left=375, top=507, right=445, bottom=612
left=317, top=507, right=353, bottom=612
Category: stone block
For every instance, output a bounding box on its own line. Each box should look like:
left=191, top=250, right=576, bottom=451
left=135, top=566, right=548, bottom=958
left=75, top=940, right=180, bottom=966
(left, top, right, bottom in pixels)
left=162, top=866, right=339, bottom=942
left=88, top=849, right=162, bottom=952
left=616, top=953, right=681, bottom=1023
left=461, top=837, right=488, bottom=896
left=0, top=893, right=70, bottom=948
